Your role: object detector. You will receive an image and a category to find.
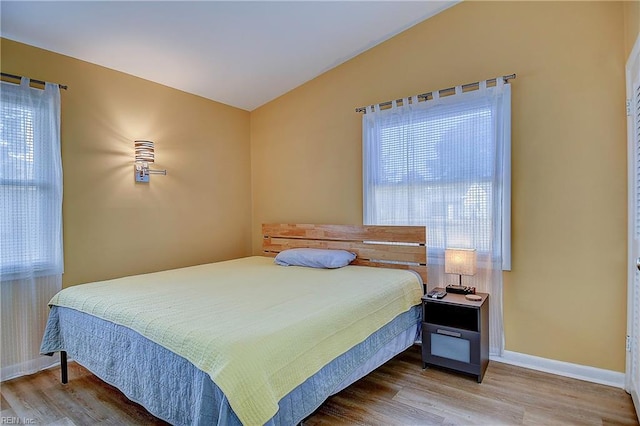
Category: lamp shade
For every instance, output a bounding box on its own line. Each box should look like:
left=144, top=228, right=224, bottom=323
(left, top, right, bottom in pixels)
left=135, top=140, right=155, bottom=163
left=445, top=248, right=477, bottom=276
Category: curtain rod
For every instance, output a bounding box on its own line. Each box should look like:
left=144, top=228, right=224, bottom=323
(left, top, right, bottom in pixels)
left=1, top=72, right=68, bottom=90
left=356, top=73, right=516, bottom=113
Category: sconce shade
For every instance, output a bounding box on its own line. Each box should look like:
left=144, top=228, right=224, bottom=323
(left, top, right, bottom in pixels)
left=445, top=249, right=477, bottom=276
left=135, top=140, right=155, bottom=163
left=134, top=139, right=166, bottom=182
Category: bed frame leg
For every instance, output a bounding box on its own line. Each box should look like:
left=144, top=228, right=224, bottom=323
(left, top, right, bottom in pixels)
left=60, top=351, right=68, bottom=384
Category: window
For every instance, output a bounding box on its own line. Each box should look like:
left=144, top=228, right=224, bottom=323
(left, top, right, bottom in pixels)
left=0, top=80, right=63, bottom=280
left=363, top=82, right=511, bottom=270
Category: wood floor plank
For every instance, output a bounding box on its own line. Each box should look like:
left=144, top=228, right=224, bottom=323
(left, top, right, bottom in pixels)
left=468, top=361, right=637, bottom=425
left=393, top=384, right=526, bottom=425
left=522, top=405, right=603, bottom=426
left=1, top=345, right=637, bottom=425
left=307, top=346, right=637, bottom=426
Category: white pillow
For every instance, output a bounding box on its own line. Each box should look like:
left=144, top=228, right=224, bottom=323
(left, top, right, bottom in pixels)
left=274, top=248, right=356, bottom=269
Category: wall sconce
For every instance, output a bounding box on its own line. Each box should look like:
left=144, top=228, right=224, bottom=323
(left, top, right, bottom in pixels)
left=445, top=248, right=477, bottom=285
left=134, top=140, right=167, bottom=183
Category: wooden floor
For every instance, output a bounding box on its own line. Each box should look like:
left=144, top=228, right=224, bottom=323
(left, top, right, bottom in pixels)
left=1, top=345, right=638, bottom=425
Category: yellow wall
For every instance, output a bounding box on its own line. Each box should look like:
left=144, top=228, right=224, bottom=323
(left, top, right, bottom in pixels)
left=252, top=2, right=628, bottom=371
left=1, top=38, right=253, bottom=287
left=625, top=0, right=640, bottom=57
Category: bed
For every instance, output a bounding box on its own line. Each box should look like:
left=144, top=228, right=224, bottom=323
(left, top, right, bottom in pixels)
left=41, top=224, right=427, bottom=425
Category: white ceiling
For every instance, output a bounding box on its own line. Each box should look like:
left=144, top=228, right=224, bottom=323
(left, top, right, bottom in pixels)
left=1, top=1, right=457, bottom=111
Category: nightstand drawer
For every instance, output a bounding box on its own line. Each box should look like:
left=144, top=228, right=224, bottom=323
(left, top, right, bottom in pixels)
left=422, top=323, right=481, bottom=375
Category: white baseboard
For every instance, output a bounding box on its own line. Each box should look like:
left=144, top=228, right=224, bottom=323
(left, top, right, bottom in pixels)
left=491, top=350, right=625, bottom=389
left=631, top=387, right=640, bottom=421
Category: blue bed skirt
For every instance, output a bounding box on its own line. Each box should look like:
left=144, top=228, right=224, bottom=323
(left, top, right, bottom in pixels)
left=41, top=305, right=420, bottom=425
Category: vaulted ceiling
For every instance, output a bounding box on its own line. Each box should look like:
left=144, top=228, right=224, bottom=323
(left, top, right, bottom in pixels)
left=1, top=1, right=457, bottom=111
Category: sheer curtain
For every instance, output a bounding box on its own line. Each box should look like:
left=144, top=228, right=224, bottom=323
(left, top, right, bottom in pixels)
left=363, top=80, right=511, bottom=355
left=1, top=78, right=63, bottom=380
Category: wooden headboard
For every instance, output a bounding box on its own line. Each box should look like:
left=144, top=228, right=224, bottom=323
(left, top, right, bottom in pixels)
left=262, top=223, right=427, bottom=284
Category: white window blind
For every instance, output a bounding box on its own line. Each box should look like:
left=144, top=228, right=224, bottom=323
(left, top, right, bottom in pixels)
left=0, top=79, right=63, bottom=280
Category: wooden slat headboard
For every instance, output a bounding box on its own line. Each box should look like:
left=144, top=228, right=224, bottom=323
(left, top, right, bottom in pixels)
left=262, top=223, right=427, bottom=284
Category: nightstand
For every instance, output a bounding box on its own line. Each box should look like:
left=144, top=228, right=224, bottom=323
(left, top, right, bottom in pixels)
left=421, top=289, right=489, bottom=383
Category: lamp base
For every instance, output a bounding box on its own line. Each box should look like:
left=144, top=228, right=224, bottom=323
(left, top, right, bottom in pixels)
left=445, top=285, right=476, bottom=294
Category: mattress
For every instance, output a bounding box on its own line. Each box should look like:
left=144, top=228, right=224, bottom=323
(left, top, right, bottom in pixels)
left=41, top=256, right=423, bottom=424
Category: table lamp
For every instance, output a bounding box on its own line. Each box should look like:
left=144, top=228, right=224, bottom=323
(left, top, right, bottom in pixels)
left=445, top=248, right=477, bottom=285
